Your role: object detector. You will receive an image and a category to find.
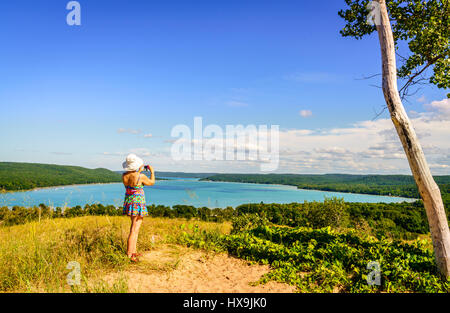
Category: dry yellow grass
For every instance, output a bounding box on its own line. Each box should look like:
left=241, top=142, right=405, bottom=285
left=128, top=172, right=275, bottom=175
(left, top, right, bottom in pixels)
left=0, top=215, right=236, bottom=292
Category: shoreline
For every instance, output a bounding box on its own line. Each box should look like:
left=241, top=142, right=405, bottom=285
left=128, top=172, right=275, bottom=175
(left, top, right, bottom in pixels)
left=1, top=179, right=418, bottom=204
left=0, top=182, right=122, bottom=194
left=0, top=178, right=168, bottom=194
left=200, top=179, right=418, bottom=201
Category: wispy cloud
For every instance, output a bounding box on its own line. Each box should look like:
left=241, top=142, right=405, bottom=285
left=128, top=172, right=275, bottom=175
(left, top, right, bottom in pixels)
left=129, top=148, right=152, bottom=157
left=101, top=152, right=123, bottom=156
left=117, top=128, right=141, bottom=134
left=417, top=95, right=427, bottom=103
left=51, top=152, right=73, bottom=155
left=102, top=148, right=153, bottom=158
left=299, top=110, right=313, bottom=118
left=164, top=138, right=177, bottom=144
left=143, top=133, right=153, bottom=138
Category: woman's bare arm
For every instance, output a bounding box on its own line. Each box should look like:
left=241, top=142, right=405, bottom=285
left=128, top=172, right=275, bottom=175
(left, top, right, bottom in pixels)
left=140, top=165, right=155, bottom=186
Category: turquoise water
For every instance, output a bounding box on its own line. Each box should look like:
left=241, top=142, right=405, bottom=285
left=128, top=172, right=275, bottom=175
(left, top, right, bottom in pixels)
left=0, top=178, right=415, bottom=208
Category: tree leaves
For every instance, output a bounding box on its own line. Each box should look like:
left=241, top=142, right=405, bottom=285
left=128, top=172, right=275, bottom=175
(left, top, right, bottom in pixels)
left=339, top=0, right=450, bottom=97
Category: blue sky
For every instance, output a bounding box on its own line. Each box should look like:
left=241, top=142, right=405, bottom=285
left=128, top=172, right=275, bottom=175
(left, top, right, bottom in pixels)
left=0, top=0, right=448, bottom=174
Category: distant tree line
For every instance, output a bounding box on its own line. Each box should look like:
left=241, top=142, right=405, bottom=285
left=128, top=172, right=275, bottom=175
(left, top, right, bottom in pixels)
left=201, top=173, right=450, bottom=208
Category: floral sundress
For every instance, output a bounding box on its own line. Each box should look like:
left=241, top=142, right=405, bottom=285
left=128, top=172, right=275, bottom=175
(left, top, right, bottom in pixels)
left=123, top=174, right=148, bottom=217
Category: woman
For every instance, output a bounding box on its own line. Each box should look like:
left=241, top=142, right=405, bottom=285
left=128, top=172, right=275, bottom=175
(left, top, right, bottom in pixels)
left=122, top=153, right=155, bottom=262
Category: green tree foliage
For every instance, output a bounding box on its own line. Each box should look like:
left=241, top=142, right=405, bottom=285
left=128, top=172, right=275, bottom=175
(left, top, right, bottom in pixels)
left=231, top=213, right=270, bottom=234
left=338, top=0, right=450, bottom=97
left=303, top=198, right=350, bottom=229
left=154, top=172, right=217, bottom=178
left=0, top=162, right=122, bottom=191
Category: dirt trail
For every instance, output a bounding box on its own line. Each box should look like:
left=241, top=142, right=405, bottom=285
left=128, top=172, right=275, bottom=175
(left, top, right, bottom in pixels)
left=103, top=244, right=296, bottom=293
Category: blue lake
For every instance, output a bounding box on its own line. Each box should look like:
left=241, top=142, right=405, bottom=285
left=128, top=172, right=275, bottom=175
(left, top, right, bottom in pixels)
left=0, top=178, right=415, bottom=208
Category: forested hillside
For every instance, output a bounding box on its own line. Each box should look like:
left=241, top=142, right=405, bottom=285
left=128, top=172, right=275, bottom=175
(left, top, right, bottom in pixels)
left=201, top=174, right=450, bottom=211
left=201, top=174, right=450, bottom=197
left=115, top=171, right=215, bottom=178
left=155, top=172, right=218, bottom=178
left=0, top=162, right=122, bottom=191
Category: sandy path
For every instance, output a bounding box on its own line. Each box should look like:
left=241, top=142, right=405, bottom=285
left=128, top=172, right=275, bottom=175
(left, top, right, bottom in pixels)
left=103, top=244, right=296, bottom=293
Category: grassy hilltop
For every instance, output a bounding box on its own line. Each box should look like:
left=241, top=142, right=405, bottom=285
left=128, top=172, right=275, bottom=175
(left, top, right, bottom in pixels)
left=1, top=208, right=449, bottom=293
left=0, top=162, right=122, bottom=191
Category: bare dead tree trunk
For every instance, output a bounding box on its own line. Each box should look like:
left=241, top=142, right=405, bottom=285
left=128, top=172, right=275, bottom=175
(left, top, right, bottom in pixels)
left=375, top=0, right=450, bottom=277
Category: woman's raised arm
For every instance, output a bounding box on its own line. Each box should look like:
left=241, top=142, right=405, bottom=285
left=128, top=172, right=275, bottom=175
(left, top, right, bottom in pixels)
left=141, top=165, right=155, bottom=186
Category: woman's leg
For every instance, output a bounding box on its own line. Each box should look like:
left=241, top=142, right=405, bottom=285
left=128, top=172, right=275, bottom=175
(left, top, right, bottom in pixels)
left=127, top=216, right=138, bottom=257
left=127, top=215, right=144, bottom=257
left=131, top=216, right=143, bottom=254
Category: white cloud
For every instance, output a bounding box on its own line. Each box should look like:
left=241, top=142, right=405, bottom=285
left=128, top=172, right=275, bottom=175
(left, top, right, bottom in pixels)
left=102, top=99, right=449, bottom=174
left=144, top=133, right=153, bottom=138
left=425, top=99, right=450, bottom=119
left=299, top=110, right=313, bottom=118
left=117, top=128, right=141, bottom=135
left=274, top=98, right=450, bottom=174
left=430, top=163, right=449, bottom=169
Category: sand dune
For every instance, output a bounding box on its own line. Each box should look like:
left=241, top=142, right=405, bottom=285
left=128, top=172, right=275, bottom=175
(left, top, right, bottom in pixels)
left=103, top=244, right=296, bottom=293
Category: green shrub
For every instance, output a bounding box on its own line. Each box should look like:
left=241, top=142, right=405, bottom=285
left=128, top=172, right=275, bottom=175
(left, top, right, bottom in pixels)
left=304, top=198, right=349, bottom=229
left=231, top=213, right=269, bottom=234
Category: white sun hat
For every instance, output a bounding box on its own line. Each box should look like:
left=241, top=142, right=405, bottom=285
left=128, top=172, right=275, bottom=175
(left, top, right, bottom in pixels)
left=122, top=153, right=144, bottom=172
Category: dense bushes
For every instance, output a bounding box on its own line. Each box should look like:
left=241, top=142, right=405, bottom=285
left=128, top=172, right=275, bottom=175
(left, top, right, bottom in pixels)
left=235, top=199, right=349, bottom=229
left=145, top=204, right=236, bottom=222
left=234, top=199, right=445, bottom=239
left=346, top=201, right=430, bottom=239
left=224, top=226, right=449, bottom=292
left=0, top=204, right=122, bottom=226
left=231, top=214, right=270, bottom=234
left=1, top=198, right=447, bottom=240
left=0, top=203, right=237, bottom=227
left=299, top=198, right=349, bottom=228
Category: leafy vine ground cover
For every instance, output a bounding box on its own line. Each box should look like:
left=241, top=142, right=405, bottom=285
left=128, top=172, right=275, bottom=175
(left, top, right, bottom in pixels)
left=179, top=221, right=450, bottom=293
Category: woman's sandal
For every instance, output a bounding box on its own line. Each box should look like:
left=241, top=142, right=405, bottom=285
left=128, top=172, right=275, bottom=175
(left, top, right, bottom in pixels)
left=129, top=253, right=140, bottom=263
